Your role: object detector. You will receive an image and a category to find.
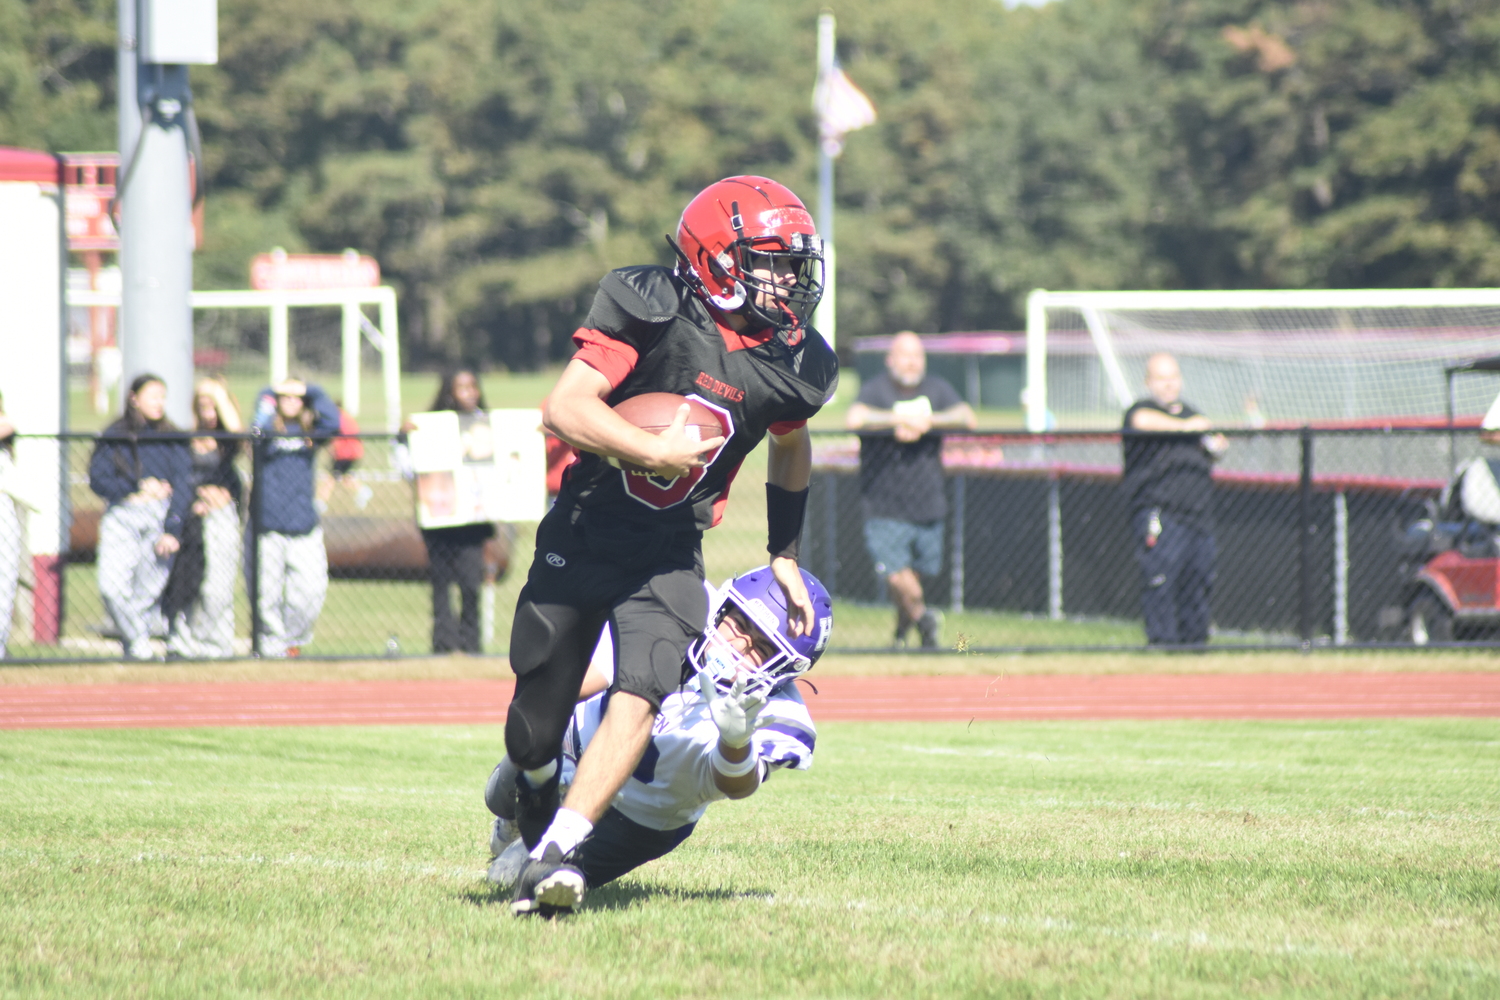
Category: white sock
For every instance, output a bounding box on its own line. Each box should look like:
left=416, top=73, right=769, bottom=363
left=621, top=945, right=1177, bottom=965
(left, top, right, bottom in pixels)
left=522, top=760, right=557, bottom=787
left=531, top=807, right=593, bottom=860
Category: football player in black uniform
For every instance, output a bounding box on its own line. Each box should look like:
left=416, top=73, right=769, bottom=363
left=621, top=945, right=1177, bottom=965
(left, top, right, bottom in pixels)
left=502, top=176, right=838, bottom=915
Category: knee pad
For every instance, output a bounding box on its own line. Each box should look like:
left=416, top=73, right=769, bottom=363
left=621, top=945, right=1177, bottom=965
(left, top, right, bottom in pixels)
left=508, top=600, right=561, bottom=678
left=505, top=705, right=563, bottom=771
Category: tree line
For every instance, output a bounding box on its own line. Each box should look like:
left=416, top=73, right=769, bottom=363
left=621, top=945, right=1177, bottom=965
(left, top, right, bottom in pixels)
left=5, top=0, right=1498, bottom=368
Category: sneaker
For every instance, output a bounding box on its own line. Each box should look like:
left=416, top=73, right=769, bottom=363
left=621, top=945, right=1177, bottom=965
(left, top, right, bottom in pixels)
left=126, top=638, right=157, bottom=661
left=487, top=836, right=529, bottom=890
left=893, top=607, right=912, bottom=648
left=514, top=763, right=561, bottom=850
left=917, top=608, right=944, bottom=649
left=510, top=842, right=586, bottom=916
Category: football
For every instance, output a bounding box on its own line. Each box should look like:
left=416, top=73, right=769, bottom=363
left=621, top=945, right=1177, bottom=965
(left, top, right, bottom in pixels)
left=609, top=392, right=724, bottom=472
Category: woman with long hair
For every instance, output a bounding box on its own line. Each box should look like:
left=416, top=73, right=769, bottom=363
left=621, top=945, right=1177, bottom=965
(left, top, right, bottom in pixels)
left=419, top=369, right=496, bottom=653
left=88, top=374, right=193, bottom=660
left=0, top=394, right=21, bottom=658
left=165, top=376, right=244, bottom=658
left=249, top=376, right=341, bottom=657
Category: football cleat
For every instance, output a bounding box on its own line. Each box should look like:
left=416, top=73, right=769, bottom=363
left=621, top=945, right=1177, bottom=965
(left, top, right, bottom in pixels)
left=510, top=842, right=587, bottom=917
left=487, top=836, right=529, bottom=891
left=489, top=816, right=520, bottom=859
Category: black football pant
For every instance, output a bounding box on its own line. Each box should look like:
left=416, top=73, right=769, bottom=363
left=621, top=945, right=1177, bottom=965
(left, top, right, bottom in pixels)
left=504, top=500, right=706, bottom=771
left=576, top=807, right=696, bottom=889
left=1135, top=509, right=1215, bottom=645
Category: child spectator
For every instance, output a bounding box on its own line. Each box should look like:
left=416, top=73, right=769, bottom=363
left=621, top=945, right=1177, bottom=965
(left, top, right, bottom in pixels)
left=89, top=374, right=192, bottom=660
left=165, top=376, right=244, bottom=658
left=249, top=377, right=341, bottom=657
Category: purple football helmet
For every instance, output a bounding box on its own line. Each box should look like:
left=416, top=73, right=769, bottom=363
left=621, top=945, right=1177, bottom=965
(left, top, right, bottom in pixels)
left=686, top=565, right=833, bottom=699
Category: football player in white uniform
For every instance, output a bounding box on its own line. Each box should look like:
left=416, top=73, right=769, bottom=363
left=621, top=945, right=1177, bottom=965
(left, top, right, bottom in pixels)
left=487, top=566, right=832, bottom=915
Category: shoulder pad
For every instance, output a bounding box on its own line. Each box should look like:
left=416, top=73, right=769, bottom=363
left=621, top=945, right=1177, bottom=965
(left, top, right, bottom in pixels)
left=597, top=266, right=683, bottom=324
left=794, top=331, right=841, bottom=402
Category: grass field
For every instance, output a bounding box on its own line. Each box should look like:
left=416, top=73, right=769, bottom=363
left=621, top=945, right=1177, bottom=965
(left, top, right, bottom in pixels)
left=3, top=718, right=1497, bottom=997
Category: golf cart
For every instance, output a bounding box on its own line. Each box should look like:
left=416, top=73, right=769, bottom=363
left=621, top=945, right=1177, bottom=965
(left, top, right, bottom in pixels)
left=1399, top=355, right=1500, bottom=644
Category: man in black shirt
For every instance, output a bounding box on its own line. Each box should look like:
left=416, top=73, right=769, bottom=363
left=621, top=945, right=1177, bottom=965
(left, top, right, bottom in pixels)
left=846, top=332, right=976, bottom=647
left=1122, top=353, right=1228, bottom=645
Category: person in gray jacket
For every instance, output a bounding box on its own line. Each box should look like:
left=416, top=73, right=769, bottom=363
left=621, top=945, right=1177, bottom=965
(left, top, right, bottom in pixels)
left=89, top=374, right=193, bottom=660
left=249, top=377, right=341, bottom=657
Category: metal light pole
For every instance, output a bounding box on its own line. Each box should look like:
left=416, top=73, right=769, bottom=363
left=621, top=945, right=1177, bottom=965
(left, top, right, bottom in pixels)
left=814, top=12, right=837, bottom=350
left=117, top=0, right=215, bottom=427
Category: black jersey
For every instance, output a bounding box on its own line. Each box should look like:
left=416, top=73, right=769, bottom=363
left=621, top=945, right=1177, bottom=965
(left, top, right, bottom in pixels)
left=562, top=265, right=838, bottom=532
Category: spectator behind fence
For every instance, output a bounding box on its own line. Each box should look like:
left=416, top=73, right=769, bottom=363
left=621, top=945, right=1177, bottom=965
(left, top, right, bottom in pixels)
left=250, top=377, right=341, bottom=657
left=317, top=401, right=373, bottom=511
left=1122, top=352, right=1229, bottom=646
left=164, top=377, right=245, bottom=659
left=88, top=374, right=193, bottom=660
left=846, top=332, right=976, bottom=648
left=418, top=369, right=496, bottom=654
left=0, top=395, right=20, bottom=658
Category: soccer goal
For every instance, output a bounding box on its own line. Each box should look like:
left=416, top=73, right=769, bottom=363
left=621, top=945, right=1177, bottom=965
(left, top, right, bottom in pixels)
left=67, top=285, right=402, bottom=431
left=1024, top=288, right=1500, bottom=431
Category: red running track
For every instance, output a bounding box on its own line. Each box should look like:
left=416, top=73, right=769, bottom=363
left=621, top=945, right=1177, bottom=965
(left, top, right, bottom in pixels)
left=2, top=673, right=1499, bottom=730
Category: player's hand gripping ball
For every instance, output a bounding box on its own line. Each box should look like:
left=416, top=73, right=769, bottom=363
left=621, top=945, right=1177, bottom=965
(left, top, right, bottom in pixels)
left=608, top=392, right=723, bottom=473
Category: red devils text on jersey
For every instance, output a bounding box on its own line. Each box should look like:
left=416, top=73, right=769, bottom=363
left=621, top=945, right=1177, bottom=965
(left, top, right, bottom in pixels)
left=562, top=264, right=838, bottom=532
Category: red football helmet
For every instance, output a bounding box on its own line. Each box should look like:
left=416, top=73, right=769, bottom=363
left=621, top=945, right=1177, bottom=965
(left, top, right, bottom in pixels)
left=672, top=176, right=824, bottom=340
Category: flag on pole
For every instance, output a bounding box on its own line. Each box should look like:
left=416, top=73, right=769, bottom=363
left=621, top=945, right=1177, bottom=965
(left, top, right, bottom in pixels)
left=813, top=63, right=876, bottom=157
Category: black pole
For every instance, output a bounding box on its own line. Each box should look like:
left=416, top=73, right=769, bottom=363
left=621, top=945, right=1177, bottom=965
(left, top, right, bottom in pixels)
left=248, top=429, right=263, bottom=657
left=1447, top=368, right=1458, bottom=478
left=824, top=471, right=838, bottom=597
left=1299, top=425, right=1315, bottom=645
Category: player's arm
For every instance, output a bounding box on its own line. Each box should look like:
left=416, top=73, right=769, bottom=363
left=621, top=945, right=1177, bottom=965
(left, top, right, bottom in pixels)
left=542, top=360, right=723, bottom=479
left=766, top=424, right=814, bottom=636
left=696, top=669, right=766, bottom=799
left=711, top=739, right=761, bottom=798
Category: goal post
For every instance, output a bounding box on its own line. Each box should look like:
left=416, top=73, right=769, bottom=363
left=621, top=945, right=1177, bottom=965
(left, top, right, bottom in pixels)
left=67, top=285, right=402, bottom=431
left=1025, top=288, right=1500, bottom=431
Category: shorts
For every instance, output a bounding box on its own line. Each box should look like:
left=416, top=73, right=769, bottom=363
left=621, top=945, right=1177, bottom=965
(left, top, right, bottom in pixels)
left=520, top=501, right=706, bottom=709
left=863, top=517, right=944, bottom=577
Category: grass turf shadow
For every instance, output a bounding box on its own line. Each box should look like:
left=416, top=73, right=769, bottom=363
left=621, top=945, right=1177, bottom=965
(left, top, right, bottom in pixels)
left=459, top=880, right=774, bottom=913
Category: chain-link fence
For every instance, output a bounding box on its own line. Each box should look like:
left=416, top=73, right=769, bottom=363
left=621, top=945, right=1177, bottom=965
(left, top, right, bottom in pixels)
left=800, top=426, right=1499, bottom=651
left=1, top=426, right=1496, bottom=661
left=4, top=432, right=526, bottom=662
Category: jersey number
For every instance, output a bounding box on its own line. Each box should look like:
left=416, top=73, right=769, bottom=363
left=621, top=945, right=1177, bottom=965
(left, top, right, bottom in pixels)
left=620, top=393, right=735, bottom=510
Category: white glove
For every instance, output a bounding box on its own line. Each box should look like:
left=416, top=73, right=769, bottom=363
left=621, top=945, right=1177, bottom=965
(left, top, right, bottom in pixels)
left=696, top=668, right=767, bottom=749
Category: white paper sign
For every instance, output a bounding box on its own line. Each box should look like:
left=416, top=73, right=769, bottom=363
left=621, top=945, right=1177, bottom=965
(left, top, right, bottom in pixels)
left=408, top=408, right=546, bottom=527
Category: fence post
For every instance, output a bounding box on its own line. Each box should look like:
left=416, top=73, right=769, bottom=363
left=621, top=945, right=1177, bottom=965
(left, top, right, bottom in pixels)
left=950, top=473, right=965, bottom=614
left=249, top=429, right=263, bottom=658
left=1048, top=475, right=1063, bottom=620
left=823, top=472, right=838, bottom=597
left=1333, top=489, right=1349, bottom=645
left=1299, top=426, right=1315, bottom=644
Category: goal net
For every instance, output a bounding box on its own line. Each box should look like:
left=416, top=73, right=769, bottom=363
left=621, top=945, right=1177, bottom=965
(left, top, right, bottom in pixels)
left=1025, top=289, right=1500, bottom=430
left=69, top=283, right=402, bottom=430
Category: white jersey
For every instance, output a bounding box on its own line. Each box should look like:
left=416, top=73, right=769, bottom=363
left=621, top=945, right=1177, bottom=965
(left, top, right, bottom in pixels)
left=561, top=582, right=817, bottom=832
